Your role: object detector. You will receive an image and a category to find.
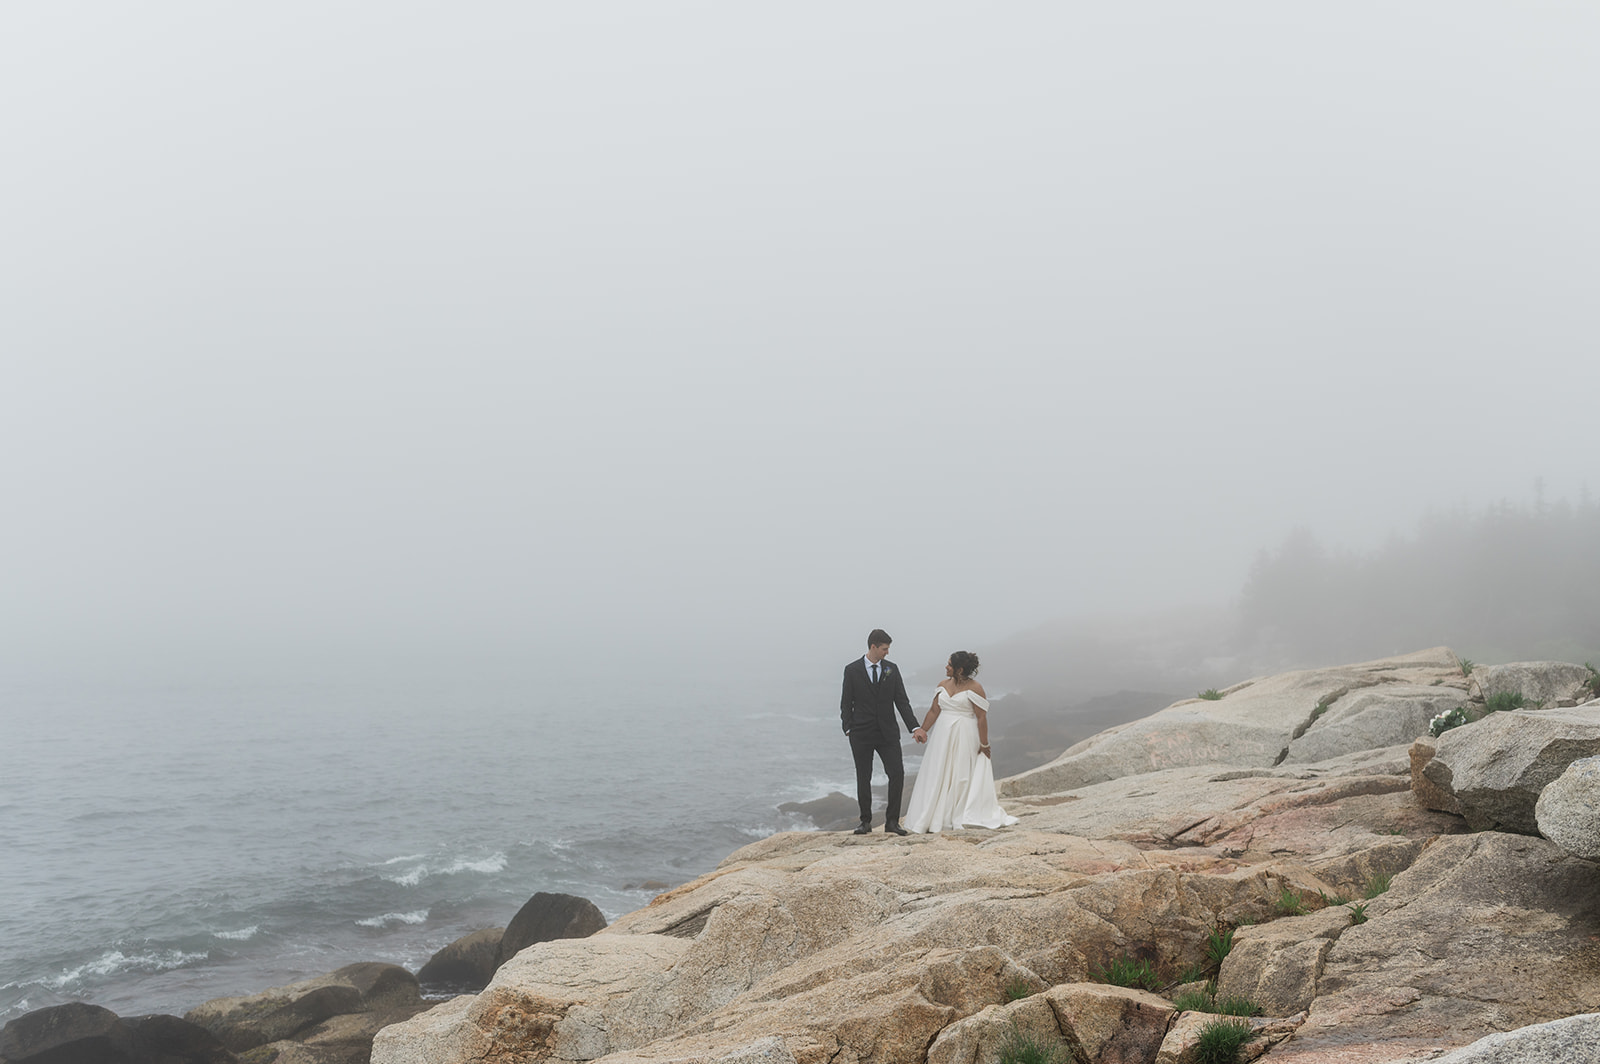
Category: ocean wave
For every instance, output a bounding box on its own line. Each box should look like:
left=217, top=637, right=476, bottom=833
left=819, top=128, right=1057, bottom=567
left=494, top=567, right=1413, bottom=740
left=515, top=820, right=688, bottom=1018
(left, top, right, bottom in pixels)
left=213, top=926, right=259, bottom=941
left=381, top=854, right=428, bottom=866
left=382, top=853, right=507, bottom=887
left=41, top=948, right=209, bottom=990
left=356, top=910, right=429, bottom=928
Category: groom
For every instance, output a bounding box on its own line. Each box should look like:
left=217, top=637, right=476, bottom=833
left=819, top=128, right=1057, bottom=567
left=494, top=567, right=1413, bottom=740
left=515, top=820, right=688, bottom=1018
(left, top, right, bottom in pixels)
left=840, top=629, right=926, bottom=836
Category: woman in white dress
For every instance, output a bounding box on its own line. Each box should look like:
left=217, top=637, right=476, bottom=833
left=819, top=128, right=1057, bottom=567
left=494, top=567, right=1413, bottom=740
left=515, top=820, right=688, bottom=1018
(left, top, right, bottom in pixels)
left=903, top=651, right=1019, bottom=833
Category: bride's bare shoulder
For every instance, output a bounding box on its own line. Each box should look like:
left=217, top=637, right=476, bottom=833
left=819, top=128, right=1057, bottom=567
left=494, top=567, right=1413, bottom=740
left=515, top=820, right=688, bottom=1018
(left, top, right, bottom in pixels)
left=971, top=681, right=988, bottom=698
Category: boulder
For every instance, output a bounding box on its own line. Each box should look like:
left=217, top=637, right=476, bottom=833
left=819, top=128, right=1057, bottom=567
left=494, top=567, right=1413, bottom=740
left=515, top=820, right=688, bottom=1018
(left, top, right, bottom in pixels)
left=1216, top=906, right=1352, bottom=1016
left=125, top=1014, right=238, bottom=1064
left=186, top=964, right=420, bottom=1054
left=1281, top=686, right=1460, bottom=766
left=1407, top=737, right=1460, bottom=814
left=1283, top=832, right=1600, bottom=1060
left=1001, top=649, right=1465, bottom=797
left=1422, top=705, right=1600, bottom=832
left=925, top=995, right=1070, bottom=1064
left=416, top=928, right=504, bottom=992
left=1471, top=661, right=1597, bottom=707
left=372, top=936, right=691, bottom=1064
left=0, top=1002, right=134, bottom=1064
left=493, top=893, right=607, bottom=968
left=1154, top=1010, right=1302, bottom=1063
left=1535, top=756, right=1600, bottom=858
left=0, top=1006, right=238, bottom=1064
left=1043, top=983, right=1175, bottom=1064
left=1409, top=1011, right=1600, bottom=1062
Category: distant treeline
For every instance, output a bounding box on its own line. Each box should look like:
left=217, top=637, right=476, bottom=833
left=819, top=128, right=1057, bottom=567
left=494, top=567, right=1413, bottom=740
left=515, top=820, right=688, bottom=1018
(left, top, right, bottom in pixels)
left=1237, top=494, right=1600, bottom=668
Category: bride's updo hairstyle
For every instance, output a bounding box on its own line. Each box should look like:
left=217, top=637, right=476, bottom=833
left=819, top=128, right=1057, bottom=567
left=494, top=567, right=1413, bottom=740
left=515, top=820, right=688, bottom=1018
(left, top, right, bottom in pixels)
left=949, top=651, right=980, bottom=680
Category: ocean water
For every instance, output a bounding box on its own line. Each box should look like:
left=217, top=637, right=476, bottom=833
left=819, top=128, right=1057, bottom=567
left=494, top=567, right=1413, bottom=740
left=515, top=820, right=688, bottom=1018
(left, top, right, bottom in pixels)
left=0, top=668, right=905, bottom=1022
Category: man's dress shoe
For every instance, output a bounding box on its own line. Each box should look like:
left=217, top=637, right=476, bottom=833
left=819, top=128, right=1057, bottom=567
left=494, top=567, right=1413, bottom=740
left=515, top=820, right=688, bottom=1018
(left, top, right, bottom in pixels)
left=884, top=823, right=909, bottom=836
left=852, top=821, right=872, bottom=835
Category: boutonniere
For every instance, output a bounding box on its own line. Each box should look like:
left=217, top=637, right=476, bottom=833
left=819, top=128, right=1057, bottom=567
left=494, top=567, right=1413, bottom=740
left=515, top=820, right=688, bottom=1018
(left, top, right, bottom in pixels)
left=881, top=665, right=893, bottom=676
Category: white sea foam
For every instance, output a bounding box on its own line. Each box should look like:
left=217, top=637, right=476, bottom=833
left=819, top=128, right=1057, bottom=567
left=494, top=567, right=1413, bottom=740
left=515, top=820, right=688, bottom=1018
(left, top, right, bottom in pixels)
left=356, top=910, right=429, bottom=928
left=213, top=926, right=259, bottom=941
left=382, top=853, right=506, bottom=886
left=44, top=949, right=208, bottom=990
left=382, top=854, right=428, bottom=865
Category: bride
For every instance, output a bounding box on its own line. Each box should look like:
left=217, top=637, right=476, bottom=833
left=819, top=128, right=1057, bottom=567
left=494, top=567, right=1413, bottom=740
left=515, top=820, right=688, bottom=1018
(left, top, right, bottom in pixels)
left=902, top=651, right=1019, bottom=833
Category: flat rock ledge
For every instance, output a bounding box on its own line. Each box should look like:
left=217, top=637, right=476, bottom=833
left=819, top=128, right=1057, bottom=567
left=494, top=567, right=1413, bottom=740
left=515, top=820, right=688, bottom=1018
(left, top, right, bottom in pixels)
left=358, top=650, right=1600, bottom=1064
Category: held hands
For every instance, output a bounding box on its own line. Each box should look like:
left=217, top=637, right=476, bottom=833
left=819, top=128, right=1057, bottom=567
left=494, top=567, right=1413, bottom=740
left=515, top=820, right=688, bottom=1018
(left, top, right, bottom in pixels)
left=912, top=727, right=928, bottom=744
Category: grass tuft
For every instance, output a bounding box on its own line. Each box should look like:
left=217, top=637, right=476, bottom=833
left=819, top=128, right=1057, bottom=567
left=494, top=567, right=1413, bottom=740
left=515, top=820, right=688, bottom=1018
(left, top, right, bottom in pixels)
left=1585, top=663, right=1600, bottom=699
left=1349, top=902, right=1368, bottom=924
left=996, top=1027, right=1067, bottom=1064
left=1003, top=978, right=1034, bottom=1002
left=1316, top=890, right=1351, bottom=907
left=1091, top=955, right=1162, bottom=991
left=1204, top=926, right=1235, bottom=970
left=1173, top=988, right=1215, bottom=1012
left=1485, top=690, right=1530, bottom=714
left=1194, top=1018, right=1254, bottom=1064
left=1363, top=872, right=1393, bottom=899
left=1213, top=994, right=1263, bottom=1017
left=1459, top=657, right=1475, bottom=676
left=1198, top=688, right=1224, bottom=701
left=1275, top=886, right=1306, bottom=916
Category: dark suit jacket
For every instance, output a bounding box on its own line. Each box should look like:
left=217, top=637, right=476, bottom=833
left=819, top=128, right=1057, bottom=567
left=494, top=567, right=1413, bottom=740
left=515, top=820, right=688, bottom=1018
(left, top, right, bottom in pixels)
left=840, top=657, right=919, bottom=741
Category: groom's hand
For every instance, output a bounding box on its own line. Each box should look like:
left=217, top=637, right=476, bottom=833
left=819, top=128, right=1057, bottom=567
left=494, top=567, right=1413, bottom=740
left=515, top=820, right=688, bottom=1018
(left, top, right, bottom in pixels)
left=913, top=727, right=927, bottom=744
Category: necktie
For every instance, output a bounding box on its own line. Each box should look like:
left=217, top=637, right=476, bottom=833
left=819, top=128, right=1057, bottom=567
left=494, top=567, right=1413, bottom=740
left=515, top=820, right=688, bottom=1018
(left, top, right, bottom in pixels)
left=872, top=663, right=879, bottom=684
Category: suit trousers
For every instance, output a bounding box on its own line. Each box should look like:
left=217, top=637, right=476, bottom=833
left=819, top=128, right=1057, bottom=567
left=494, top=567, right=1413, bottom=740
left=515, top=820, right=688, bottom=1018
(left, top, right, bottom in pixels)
left=848, top=725, right=905, bottom=826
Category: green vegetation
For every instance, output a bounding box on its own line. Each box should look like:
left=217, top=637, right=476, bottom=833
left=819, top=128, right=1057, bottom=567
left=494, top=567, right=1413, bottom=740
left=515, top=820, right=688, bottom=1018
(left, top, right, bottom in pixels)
left=1091, top=955, right=1162, bottom=991
left=1316, top=890, right=1351, bottom=906
left=1429, top=705, right=1473, bottom=737
left=1214, top=994, right=1263, bottom=1017
left=1204, top=926, right=1235, bottom=971
left=1173, top=988, right=1215, bottom=1012
left=1276, top=886, right=1307, bottom=916
left=1485, top=690, right=1530, bottom=713
left=1586, top=663, right=1600, bottom=699
left=1349, top=902, right=1368, bottom=924
left=1364, top=872, right=1393, bottom=899
left=1194, top=1018, right=1254, bottom=1064
left=1175, top=963, right=1211, bottom=986
left=1458, top=657, right=1475, bottom=676
left=997, top=1027, right=1067, bottom=1064
left=1004, top=978, right=1034, bottom=1002
left=1198, top=688, right=1224, bottom=701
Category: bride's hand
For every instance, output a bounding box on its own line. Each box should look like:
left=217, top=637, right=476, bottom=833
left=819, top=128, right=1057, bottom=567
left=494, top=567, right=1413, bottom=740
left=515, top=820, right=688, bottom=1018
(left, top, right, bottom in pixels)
left=979, top=744, right=991, bottom=758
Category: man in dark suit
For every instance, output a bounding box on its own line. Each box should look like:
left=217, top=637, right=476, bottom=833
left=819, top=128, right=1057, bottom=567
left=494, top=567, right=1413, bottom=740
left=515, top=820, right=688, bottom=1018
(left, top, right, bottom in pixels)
left=840, top=628, right=925, bottom=835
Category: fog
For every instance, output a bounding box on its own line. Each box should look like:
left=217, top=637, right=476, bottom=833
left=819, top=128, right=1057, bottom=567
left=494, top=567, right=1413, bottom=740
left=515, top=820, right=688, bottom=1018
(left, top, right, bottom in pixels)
left=4, top=4, right=1597, bottom=688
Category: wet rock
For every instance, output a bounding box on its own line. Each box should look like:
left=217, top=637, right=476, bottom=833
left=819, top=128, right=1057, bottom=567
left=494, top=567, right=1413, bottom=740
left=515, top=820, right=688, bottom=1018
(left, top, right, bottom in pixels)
left=186, top=964, right=419, bottom=1054
left=0, top=1002, right=133, bottom=1064
left=416, top=928, right=504, bottom=993
left=493, top=893, right=607, bottom=968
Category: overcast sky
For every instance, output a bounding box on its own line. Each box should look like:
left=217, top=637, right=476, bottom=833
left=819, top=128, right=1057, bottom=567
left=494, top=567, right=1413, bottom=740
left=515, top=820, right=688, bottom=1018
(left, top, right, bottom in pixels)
left=4, top=4, right=1597, bottom=684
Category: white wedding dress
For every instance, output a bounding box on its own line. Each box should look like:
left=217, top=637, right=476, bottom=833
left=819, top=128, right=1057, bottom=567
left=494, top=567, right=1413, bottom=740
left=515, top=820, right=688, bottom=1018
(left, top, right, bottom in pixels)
left=903, top=688, right=1019, bottom=833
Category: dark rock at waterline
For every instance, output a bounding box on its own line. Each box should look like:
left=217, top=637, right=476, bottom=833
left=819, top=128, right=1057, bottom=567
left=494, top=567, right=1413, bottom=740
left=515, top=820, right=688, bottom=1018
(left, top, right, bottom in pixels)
left=778, top=791, right=859, bottom=827
left=417, top=928, right=504, bottom=994
left=494, top=893, right=607, bottom=968
left=1, top=1002, right=132, bottom=1063
left=0, top=1003, right=237, bottom=1064
left=125, top=1015, right=238, bottom=1064
left=186, top=963, right=420, bottom=1054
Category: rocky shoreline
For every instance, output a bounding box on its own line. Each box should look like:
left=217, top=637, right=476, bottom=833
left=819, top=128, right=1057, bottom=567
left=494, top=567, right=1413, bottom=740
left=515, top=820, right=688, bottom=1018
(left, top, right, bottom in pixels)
left=8, top=647, right=1600, bottom=1063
